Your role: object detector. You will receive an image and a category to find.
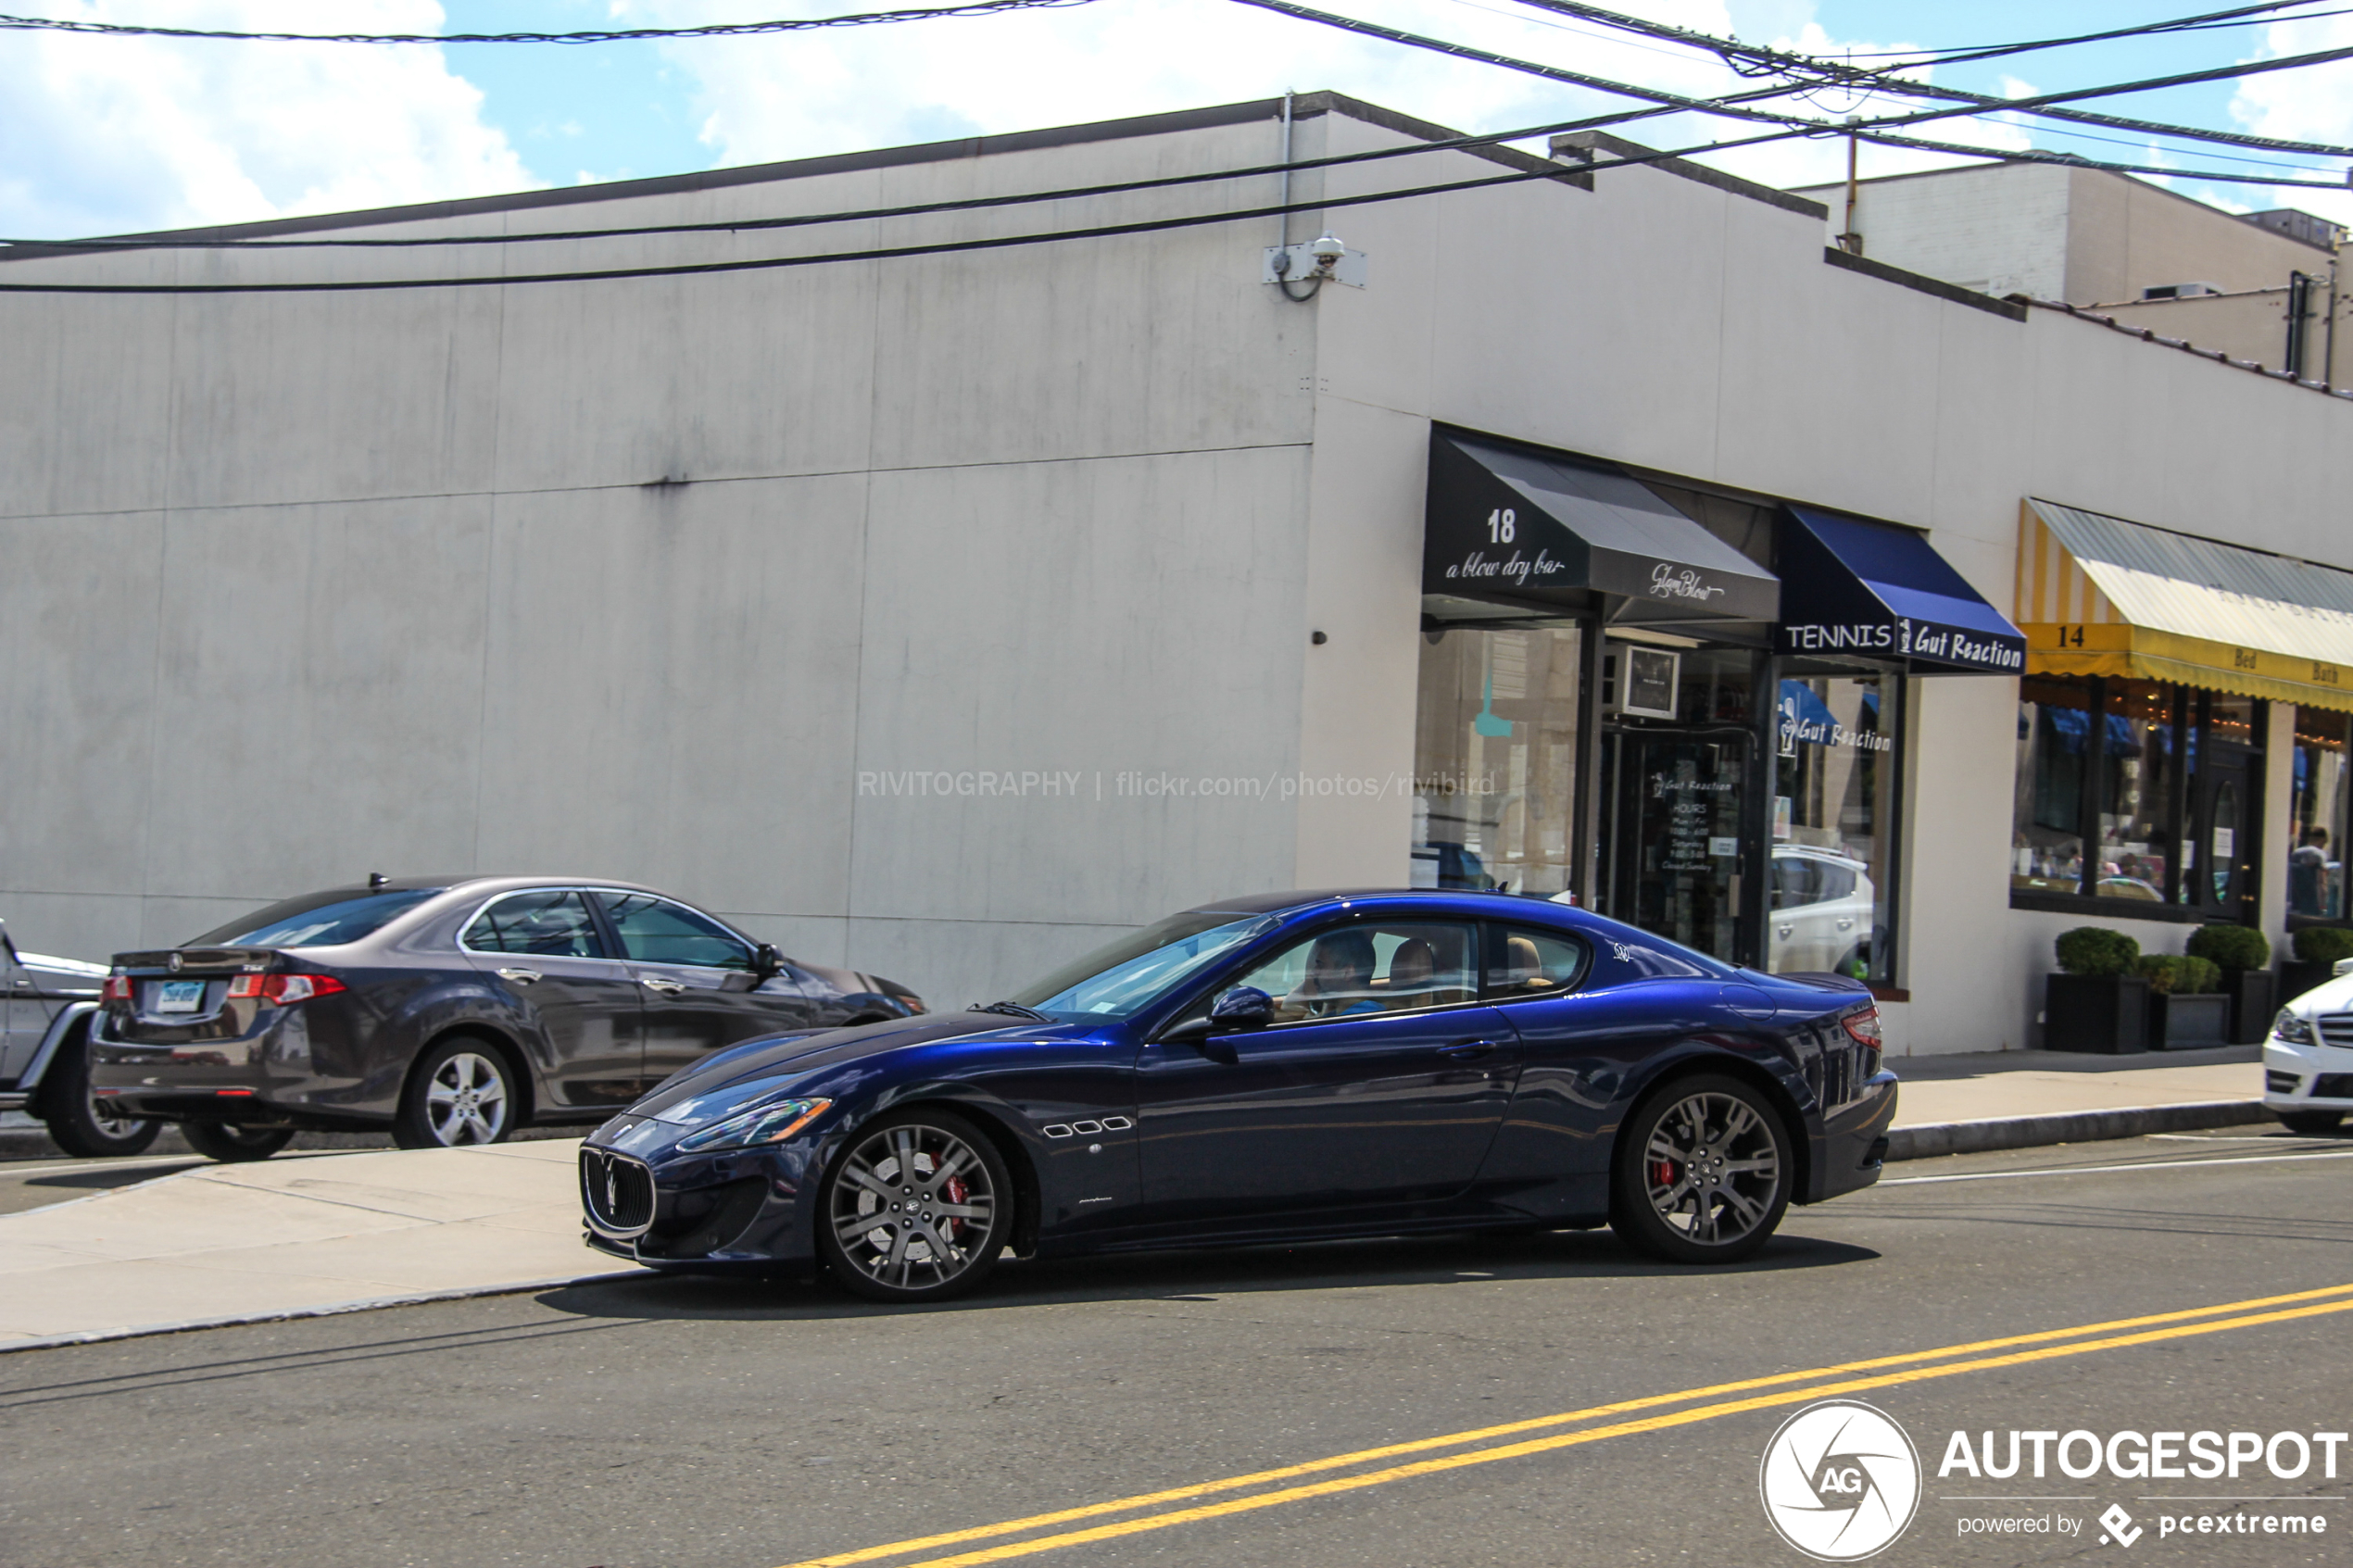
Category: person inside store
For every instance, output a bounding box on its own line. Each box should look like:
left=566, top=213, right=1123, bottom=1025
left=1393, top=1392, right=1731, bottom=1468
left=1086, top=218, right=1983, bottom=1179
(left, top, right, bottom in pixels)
left=2291, top=824, right=2334, bottom=917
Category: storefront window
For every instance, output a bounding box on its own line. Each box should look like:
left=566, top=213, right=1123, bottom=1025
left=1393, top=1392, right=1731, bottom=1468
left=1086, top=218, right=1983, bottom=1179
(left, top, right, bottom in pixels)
left=2289, top=708, right=2351, bottom=920
left=1770, top=665, right=1898, bottom=984
left=2010, top=674, right=2263, bottom=915
left=1413, top=626, right=1580, bottom=895
left=2095, top=680, right=2183, bottom=904
left=2012, top=676, right=2090, bottom=894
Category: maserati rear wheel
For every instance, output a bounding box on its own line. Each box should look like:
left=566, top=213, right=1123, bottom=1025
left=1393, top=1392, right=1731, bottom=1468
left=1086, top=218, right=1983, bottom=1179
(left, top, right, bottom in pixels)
left=1611, top=1074, right=1791, bottom=1264
left=818, top=1109, right=1011, bottom=1303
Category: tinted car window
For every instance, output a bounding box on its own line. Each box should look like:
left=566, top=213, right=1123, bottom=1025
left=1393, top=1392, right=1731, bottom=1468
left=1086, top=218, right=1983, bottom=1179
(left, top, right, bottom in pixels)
left=1488, top=926, right=1590, bottom=997
left=192, top=888, right=445, bottom=947
left=1228, top=922, right=1478, bottom=1023
left=596, top=893, right=752, bottom=971
left=1771, top=859, right=1817, bottom=909
left=463, top=891, right=604, bottom=959
left=1815, top=863, right=1857, bottom=900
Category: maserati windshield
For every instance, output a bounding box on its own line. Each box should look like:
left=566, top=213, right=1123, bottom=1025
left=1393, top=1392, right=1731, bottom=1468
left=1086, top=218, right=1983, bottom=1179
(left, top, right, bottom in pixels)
left=1004, top=911, right=1276, bottom=1022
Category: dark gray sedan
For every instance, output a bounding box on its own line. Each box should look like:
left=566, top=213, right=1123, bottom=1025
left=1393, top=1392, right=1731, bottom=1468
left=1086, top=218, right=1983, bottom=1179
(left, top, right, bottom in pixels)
left=88, top=877, right=923, bottom=1161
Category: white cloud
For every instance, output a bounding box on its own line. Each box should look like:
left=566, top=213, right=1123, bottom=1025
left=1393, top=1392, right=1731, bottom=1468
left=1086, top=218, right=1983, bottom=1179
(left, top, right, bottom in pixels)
left=0, top=0, right=535, bottom=237
left=2227, top=11, right=2353, bottom=229
left=615, top=0, right=1997, bottom=194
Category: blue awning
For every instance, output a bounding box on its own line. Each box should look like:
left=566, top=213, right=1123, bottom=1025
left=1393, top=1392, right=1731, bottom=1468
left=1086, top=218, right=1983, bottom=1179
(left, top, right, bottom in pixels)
left=1777, top=507, right=2026, bottom=673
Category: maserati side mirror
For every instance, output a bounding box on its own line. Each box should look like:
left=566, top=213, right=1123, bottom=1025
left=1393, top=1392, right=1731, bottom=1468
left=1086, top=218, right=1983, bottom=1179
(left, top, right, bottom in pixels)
left=1208, top=985, right=1276, bottom=1031
left=752, top=942, right=784, bottom=980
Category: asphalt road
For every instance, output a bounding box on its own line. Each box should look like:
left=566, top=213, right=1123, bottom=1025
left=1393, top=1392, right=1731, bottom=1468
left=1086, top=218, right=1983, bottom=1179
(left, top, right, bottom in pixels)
left=4, top=1128, right=2350, bottom=1568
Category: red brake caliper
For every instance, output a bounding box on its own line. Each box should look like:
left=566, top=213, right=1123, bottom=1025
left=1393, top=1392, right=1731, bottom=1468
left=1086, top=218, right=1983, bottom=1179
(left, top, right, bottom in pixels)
left=941, top=1175, right=969, bottom=1239
left=1651, top=1159, right=1680, bottom=1188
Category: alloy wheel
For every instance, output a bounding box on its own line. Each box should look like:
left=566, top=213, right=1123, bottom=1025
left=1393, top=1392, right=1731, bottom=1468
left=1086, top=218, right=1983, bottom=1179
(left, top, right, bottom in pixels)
left=1643, top=1090, right=1784, bottom=1248
left=827, top=1121, right=998, bottom=1293
left=424, top=1050, right=510, bottom=1145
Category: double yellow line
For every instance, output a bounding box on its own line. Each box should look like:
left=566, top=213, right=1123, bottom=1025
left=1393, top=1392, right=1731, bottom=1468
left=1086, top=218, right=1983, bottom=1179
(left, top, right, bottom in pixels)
left=778, top=1281, right=2353, bottom=1568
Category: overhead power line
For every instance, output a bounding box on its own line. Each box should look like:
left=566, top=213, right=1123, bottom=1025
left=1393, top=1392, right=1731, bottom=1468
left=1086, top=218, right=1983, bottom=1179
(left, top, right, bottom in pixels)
left=1510, top=0, right=2353, bottom=159
left=4, top=86, right=2347, bottom=295
left=1227, top=0, right=2353, bottom=162
left=1836, top=1, right=2341, bottom=69
left=0, top=0, right=1095, bottom=44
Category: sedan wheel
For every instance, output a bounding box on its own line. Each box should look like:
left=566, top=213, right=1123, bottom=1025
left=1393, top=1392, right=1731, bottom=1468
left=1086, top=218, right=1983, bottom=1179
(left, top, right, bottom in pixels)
left=182, top=1122, right=296, bottom=1162
left=395, top=1041, right=517, bottom=1148
left=1611, top=1074, right=1791, bottom=1264
left=819, top=1110, right=1011, bottom=1302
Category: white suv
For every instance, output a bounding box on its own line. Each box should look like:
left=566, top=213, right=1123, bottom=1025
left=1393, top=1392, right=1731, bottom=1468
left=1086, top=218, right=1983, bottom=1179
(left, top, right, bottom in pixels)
left=2264, top=963, right=2353, bottom=1135
left=1770, top=847, right=1878, bottom=977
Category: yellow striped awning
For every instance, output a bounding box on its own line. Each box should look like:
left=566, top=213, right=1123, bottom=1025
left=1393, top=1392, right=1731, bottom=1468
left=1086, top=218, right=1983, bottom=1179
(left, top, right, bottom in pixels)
left=2015, top=498, right=2353, bottom=712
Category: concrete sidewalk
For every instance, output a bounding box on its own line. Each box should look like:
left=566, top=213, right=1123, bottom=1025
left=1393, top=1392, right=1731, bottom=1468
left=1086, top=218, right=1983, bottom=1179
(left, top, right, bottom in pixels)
left=0, top=1138, right=610, bottom=1349
left=1886, top=1045, right=2266, bottom=1157
left=0, top=1046, right=2276, bottom=1352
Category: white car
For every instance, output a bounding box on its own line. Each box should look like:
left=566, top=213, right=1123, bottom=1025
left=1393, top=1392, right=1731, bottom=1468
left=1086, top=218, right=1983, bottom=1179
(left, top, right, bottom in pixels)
left=2263, top=962, right=2353, bottom=1135
left=1770, top=847, right=1878, bottom=977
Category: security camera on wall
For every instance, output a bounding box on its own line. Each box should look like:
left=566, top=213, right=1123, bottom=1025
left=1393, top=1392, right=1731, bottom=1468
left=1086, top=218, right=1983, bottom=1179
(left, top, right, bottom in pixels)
left=1609, top=643, right=1681, bottom=721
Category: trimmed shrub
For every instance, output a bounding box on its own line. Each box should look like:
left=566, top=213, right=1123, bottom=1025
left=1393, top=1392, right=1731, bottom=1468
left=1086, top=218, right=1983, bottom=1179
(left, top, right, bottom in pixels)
left=2056, top=926, right=2140, bottom=976
left=2293, top=926, right=2353, bottom=965
left=2139, top=954, right=2222, bottom=995
left=2185, top=923, right=2269, bottom=972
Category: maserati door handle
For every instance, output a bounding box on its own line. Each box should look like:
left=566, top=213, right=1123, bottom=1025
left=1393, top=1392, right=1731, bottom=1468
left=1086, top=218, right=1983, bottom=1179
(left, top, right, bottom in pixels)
left=1438, top=1038, right=1503, bottom=1060
left=640, top=977, right=687, bottom=996
left=496, top=968, right=542, bottom=985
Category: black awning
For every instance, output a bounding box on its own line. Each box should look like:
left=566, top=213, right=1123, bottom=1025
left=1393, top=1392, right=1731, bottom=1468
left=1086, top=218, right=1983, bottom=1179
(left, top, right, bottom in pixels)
left=1778, top=506, right=2025, bottom=672
left=1424, top=431, right=1780, bottom=621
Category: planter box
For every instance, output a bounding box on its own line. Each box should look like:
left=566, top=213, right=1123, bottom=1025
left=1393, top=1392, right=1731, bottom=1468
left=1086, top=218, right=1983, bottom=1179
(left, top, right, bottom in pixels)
left=2221, top=968, right=2274, bottom=1046
left=2045, top=973, right=2150, bottom=1055
left=2150, top=992, right=2231, bottom=1050
left=2278, top=960, right=2337, bottom=1009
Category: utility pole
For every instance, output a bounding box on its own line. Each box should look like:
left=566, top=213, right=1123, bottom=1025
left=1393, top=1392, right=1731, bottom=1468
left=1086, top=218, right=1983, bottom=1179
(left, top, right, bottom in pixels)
left=1837, top=119, right=1864, bottom=256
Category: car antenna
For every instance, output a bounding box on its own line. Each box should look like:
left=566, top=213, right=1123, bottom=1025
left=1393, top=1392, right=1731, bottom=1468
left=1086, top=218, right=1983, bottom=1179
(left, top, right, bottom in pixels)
left=368, top=872, right=388, bottom=888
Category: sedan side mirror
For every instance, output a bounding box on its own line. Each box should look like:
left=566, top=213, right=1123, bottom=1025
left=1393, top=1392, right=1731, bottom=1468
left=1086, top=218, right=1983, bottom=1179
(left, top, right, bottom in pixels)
left=752, top=943, right=784, bottom=980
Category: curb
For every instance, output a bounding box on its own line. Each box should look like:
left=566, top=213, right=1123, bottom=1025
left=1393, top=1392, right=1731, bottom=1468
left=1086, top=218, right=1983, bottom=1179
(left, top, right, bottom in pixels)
left=1885, top=1099, right=2274, bottom=1161
left=0, top=1270, right=647, bottom=1356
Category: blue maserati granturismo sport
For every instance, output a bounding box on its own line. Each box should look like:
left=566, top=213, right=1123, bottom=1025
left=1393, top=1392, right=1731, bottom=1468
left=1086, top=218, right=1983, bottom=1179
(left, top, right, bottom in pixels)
left=580, top=889, right=1898, bottom=1301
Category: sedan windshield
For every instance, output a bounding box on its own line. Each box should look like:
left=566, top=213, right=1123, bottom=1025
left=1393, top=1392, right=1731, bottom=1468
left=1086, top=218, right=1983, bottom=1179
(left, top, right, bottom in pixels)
left=190, top=888, right=446, bottom=948
left=1005, top=911, right=1277, bottom=1022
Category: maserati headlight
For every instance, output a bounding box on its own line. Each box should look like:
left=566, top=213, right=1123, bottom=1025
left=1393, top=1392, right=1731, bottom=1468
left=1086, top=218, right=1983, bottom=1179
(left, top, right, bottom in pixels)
left=674, top=1098, right=833, bottom=1156
left=2273, top=1010, right=2317, bottom=1046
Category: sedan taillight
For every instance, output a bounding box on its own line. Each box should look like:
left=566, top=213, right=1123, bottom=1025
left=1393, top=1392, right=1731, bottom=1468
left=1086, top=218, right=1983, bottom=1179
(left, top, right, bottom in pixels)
left=102, top=974, right=132, bottom=1001
left=227, top=973, right=347, bottom=1006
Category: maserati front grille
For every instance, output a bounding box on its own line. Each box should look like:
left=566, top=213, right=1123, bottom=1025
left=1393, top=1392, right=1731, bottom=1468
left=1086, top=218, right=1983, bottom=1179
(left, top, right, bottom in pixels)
left=581, top=1148, right=656, bottom=1237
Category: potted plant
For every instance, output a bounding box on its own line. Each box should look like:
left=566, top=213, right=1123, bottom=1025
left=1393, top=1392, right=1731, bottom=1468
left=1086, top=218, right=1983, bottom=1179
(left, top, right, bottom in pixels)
left=2281, top=926, right=2353, bottom=1008
left=2139, top=954, right=2228, bottom=1049
left=2184, top=923, right=2271, bottom=1045
left=2046, top=927, right=2148, bottom=1054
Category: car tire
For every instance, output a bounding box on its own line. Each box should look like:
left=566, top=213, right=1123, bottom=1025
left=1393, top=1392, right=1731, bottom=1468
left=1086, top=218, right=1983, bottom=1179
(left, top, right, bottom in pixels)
left=2278, top=1110, right=2345, bottom=1135
left=1610, top=1073, right=1793, bottom=1265
left=393, top=1038, right=520, bottom=1149
left=817, top=1108, right=1013, bottom=1303
left=182, top=1122, right=296, bottom=1162
left=41, top=1032, right=161, bottom=1159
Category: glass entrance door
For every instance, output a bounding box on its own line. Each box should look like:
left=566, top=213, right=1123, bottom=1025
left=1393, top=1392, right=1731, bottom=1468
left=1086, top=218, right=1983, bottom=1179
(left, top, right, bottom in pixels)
left=1599, top=727, right=1750, bottom=964
left=2194, top=751, right=2257, bottom=918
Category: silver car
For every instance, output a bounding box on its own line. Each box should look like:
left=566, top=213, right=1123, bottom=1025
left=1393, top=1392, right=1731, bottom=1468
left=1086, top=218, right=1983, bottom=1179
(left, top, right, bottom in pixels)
left=0, top=920, right=159, bottom=1156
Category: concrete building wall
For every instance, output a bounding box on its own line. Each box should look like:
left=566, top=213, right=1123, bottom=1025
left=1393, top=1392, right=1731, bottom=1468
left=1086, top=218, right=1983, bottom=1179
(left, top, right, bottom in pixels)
left=1791, top=162, right=2341, bottom=374
left=3, top=95, right=2348, bottom=1049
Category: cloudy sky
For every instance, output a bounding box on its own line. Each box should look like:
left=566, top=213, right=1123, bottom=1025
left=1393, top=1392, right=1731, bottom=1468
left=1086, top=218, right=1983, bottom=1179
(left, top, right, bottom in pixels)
left=1, top=0, right=2347, bottom=238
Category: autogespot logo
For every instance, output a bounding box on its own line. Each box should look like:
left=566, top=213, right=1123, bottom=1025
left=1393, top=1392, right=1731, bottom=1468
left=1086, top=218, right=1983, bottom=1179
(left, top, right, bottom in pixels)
left=1760, top=1400, right=1924, bottom=1561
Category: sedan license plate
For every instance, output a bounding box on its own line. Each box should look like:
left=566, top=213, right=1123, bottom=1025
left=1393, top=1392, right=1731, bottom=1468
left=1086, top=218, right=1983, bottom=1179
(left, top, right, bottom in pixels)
left=154, top=979, right=207, bottom=1014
